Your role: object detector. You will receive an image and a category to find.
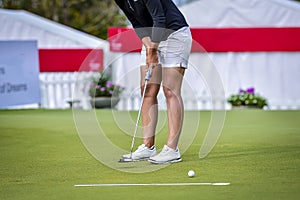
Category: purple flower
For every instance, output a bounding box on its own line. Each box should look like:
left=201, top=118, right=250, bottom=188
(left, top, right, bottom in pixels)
left=246, top=87, right=255, bottom=94
left=109, top=90, right=114, bottom=95
left=100, top=87, right=105, bottom=92
left=239, top=87, right=255, bottom=94
left=106, top=81, right=112, bottom=88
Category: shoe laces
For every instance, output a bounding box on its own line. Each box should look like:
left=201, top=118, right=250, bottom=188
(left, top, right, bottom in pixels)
left=136, top=144, right=147, bottom=152
left=160, top=145, right=178, bottom=155
left=160, top=145, right=171, bottom=154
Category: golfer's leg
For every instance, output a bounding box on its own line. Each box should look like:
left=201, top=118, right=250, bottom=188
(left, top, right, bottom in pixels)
left=140, top=65, right=162, bottom=148
left=162, top=67, right=185, bottom=150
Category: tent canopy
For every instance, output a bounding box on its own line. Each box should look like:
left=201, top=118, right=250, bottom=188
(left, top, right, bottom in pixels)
left=180, top=0, right=300, bottom=27
left=0, top=8, right=110, bottom=70
left=0, top=8, right=108, bottom=49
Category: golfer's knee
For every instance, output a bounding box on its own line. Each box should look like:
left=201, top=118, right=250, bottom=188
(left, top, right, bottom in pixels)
left=141, top=84, right=159, bottom=98
left=163, top=86, right=178, bottom=100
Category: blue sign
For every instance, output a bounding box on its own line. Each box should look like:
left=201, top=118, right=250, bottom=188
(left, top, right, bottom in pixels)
left=0, top=41, right=40, bottom=108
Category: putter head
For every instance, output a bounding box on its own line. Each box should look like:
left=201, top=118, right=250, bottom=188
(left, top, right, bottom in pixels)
left=119, top=153, right=134, bottom=163
left=119, top=157, right=134, bottom=163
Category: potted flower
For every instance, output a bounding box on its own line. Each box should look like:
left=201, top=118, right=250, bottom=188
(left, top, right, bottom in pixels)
left=89, top=72, right=124, bottom=108
left=227, top=87, right=268, bottom=109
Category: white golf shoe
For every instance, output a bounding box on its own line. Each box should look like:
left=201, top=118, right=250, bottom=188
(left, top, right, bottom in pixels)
left=122, top=144, right=156, bottom=161
left=148, top=145, right=182, bottom=164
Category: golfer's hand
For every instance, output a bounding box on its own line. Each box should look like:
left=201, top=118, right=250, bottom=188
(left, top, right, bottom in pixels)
left=146, top=47, right=158, bottom=68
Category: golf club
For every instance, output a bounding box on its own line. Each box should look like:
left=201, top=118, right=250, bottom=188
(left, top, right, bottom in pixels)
left=119, top=67, right=151, bottom=162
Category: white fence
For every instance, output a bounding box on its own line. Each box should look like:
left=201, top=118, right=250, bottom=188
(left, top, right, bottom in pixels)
left=39, top=72, right=94, bottom=109
left=39, top=72, right=228, bottom=110
left=39, top=72, right=300, bottom=110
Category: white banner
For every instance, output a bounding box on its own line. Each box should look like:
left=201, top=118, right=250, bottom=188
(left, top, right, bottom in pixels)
left=0, top=41, right=40, bottom=108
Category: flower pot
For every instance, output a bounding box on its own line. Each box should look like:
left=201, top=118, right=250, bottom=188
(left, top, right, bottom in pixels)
left=90, top=97, right=120, bottom=109
left=232, top=105, right=263, bottom=109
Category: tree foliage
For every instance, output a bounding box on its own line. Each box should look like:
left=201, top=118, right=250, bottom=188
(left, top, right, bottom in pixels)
left=1, top=0, right=128, bottom=39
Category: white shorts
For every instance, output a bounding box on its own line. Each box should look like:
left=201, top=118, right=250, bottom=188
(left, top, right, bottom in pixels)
left=140, top=26, right=192, bottom=68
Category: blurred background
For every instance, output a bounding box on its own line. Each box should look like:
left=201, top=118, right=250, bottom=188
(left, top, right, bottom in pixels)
left=0, top=0, right=299, bottom=110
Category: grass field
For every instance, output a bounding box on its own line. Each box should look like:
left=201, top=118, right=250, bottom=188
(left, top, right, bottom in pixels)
left=0, top=109, right=299, bottom=200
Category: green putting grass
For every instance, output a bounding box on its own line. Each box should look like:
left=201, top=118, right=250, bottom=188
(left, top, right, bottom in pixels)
left=0, top=109, right=299, bottom=200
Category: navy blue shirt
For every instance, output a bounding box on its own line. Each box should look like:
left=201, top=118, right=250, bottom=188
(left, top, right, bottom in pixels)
left=115, top=0, right=189, bottom=42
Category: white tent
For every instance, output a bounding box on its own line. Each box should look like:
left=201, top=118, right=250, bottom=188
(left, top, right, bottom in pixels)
left=178, top=0, right=300, bottom=109
left=111, top=0, right=300, bottom=110
left=180, top=0, right=300, bottom=27
left=0, top=9, right=110, bottom=109
left=0, top=8, right=107, bottom=48
left=0, top=8, right=109, bottom=64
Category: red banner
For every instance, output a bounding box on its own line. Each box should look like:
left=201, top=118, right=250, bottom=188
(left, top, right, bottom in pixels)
left=39, top=49, right=104, bottom=72
left=108, top=27, right=141, bottom=52
left=108, top=27, right=300, bottom=52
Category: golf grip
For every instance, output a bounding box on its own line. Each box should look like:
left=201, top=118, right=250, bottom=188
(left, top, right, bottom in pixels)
left=129, top=68, right=151, bottom=158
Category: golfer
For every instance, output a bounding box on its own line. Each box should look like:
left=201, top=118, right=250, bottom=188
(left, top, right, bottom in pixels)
left=116, top=0, right=192, bottom=164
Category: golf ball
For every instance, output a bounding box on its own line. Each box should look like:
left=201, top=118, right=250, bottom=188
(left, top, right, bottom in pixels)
left=188, top=170, right=195, bottom=177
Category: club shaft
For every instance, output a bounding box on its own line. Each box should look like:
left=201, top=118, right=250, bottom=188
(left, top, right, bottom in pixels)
left=129, top=79, right=148, bottom=157
left=129, top=69, right=151, bottom=158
